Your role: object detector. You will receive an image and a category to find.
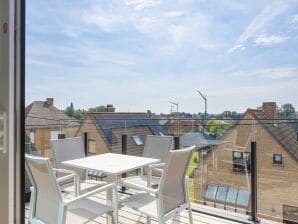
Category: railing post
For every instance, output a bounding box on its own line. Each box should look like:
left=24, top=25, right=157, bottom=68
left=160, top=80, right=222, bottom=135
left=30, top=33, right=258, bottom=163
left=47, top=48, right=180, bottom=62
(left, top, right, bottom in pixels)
left=250, top=141, right=259, bottom=222
left=174, top=136, right=180, bottom=150
left=121, top=134, right=127, bottom=192
left=84, top=132, right=88, bottom=156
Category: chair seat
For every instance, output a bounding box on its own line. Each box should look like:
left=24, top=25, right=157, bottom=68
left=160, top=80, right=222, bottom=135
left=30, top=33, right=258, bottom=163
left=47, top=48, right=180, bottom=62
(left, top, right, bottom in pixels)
left=62, top=179, right=106, bottom=195
left=122, top=175, right=160, bottom=188
left=66, top=198, right=113, bottom=224
left=121, top=192, right=159, bottom=219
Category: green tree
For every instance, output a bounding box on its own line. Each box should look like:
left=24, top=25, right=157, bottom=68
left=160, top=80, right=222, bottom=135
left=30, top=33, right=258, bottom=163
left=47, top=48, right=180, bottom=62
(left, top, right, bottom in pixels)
left=65, top=102, right=74, bottom=117
left=278, top=104, right=295, bottom=117
left=73, top=109, right=85, bottom=121
left=206, top=120, right=229, bottom=138
left=88, top=105, right=106, bottom=112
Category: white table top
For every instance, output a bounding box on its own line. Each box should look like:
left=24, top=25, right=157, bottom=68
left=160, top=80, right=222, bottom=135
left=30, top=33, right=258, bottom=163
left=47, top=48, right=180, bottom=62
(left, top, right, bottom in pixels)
left=62, top=153, right=159, bottom=175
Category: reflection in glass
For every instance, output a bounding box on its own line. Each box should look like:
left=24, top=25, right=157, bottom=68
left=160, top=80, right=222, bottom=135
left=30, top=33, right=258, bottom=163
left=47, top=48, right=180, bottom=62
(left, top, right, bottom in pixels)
left=216, top=186, right=228, bottom=202
left=225, top=188, right=238, bottom=204
left=237, top=189, right=250, bottom=207
left=205, top=184, right=218, bottom=200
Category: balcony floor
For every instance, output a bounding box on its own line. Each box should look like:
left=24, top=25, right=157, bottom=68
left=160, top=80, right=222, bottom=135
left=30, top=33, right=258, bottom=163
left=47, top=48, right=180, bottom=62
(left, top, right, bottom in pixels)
left=25, top=189, right=281, bottom=224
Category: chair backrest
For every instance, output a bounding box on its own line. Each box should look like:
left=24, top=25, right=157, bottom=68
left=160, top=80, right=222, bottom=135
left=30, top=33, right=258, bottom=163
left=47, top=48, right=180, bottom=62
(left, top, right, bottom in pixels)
left=25, top=154, right=63, bottom=224
left=159, top=146, right=195, bottom=214
left=50, top=137, right=86, bottom=179
left=143, top=135, right=174, bottom=163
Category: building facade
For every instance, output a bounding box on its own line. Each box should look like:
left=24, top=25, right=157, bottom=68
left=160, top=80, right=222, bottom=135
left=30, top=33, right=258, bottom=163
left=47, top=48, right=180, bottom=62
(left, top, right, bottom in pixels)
left=194, top=102, right=298, bottom=223
left=76, top=111, right=167, bottom=156
left=25, top=98, right=80, bottom=158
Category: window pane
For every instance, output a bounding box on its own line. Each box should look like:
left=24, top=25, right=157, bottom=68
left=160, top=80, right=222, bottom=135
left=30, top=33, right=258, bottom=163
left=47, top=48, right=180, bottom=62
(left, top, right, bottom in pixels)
left=205, top=184, right=218, bottom=200
left=233, top=151, right=242, bottom=159
left=273, top=154, right=282, bottom=164
left=215, top=186, right=228, bottom=202
left=226, top=188, right=238, bottom=204
left=236, top=189, right=250, bottom=207
left=132, top=136, right=143, bottom=145
left=50, top=131, right=60, bottom=140
left=88, top=140, right=96, bottom=154
left=29, top=132, right=35, bottom=144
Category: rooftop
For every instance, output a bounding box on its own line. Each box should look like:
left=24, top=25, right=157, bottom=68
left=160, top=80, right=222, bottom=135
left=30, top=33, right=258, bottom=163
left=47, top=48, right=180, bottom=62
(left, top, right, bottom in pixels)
left=25, top=98, right=79, bottom=128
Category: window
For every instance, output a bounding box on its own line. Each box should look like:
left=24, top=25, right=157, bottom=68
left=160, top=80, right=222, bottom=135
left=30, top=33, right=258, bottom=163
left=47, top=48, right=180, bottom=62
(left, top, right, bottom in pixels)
left=205, top=184, right=250, bottom=208
left=232, top=151, right=251, bottom=173
left=158, top=131, right=165, bottom=136
left=132, top=136, right=143, bottom=145
left=205, top=184, right=218, bottom=200
left=29, top=131, right=35, bottom=144
left=88, top=139, right=96, bottom=154
left=215, top=186, right=228, bottom=202
left=236, top=189, right=250, bottom=207
left=273, top=154, right=282, bottom=165
left=50, top=131, right=60, bottom=140
left=225, top=187, right=238, bottom=205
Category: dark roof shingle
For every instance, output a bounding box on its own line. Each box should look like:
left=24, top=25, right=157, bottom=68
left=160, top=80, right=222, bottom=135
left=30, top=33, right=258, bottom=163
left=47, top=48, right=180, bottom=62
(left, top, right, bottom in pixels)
left=89, top=113, right=166, bottom=144
left=250, top=110, right=298, bottom=161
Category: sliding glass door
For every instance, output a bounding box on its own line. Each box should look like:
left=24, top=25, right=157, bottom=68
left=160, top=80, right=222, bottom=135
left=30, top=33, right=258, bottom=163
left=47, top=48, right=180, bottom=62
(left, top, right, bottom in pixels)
left=0, top=0, right=24, bottom=222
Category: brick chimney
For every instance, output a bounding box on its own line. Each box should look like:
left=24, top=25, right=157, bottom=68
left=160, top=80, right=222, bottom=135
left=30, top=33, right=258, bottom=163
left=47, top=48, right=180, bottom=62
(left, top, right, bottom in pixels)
left=262, top=102, right=277, bottom=119
left=46, top=98, right=54, bottom=106
left=105, top=104, right=115, bottom=112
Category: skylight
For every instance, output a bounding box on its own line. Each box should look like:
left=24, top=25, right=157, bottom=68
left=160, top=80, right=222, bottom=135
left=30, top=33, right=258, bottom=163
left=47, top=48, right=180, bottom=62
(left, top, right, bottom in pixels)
left=132, top=136, right=143, bottom=146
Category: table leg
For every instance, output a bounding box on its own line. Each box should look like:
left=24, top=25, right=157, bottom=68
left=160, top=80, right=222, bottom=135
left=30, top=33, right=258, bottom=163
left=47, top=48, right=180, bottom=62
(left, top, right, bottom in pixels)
left=146, top=165, right=152, bottom=223
left=106, top=174, right=118, bottom=224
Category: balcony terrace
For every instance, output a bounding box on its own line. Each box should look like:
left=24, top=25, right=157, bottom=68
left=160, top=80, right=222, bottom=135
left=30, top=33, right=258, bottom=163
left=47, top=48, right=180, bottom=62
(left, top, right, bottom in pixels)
left=24, top=189, right=281, bottom=224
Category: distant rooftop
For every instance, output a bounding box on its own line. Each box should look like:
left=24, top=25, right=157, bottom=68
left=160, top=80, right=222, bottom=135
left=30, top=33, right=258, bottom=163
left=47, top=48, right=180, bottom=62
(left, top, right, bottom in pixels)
left=87, top=112, right=166, bottom=144
left=25, top=98, right=79, bottom=128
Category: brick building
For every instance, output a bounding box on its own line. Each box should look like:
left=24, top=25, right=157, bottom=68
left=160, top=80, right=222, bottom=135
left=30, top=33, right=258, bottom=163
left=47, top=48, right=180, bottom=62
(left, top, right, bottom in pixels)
left=76, top=111, right=167, bottom=156
left=25, top=98, right=80, bottom=158
left=194, top=102, right=298, bottom=223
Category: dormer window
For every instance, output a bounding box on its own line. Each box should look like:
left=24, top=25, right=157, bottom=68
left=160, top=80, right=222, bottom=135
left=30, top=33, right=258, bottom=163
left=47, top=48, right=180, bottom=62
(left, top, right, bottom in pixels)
left=273, top=154, right=282, bottom=165
left=132, top=136, right=143, bottom=145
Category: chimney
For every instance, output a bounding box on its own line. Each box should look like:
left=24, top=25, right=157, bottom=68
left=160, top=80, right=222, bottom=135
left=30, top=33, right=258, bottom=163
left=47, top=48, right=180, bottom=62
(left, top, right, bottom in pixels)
left=46, top=98, right=54, bottom=106
left=262, top=102, right=277, bottom=119
left=105, top=104, right=115, bottom=112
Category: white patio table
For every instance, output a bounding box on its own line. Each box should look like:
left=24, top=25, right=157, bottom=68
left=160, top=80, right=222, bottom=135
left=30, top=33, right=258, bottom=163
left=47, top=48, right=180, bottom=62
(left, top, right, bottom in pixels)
left=62, top=153, right=159, bottom=224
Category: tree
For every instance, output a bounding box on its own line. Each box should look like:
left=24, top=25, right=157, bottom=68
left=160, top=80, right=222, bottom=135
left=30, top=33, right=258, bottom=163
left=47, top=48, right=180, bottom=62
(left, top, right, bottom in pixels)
left=278, top=104, right=295, bottom=117
left=65, top=102, right=75, bottom=118
left=206, top=120, right=229, bottom=138
left=88, top=105, right=106, bottom=112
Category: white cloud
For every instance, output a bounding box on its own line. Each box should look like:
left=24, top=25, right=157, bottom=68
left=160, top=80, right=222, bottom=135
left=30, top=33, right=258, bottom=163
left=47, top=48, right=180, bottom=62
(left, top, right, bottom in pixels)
left=228, top=0, right=289, bottom=53
left=230, top=67, right=298, bottom=79
left=61, top=29, right=79, bottom=38
left=122, top=0, right=162, bottom=10
left=254, top=35, right=289, bottom=46
left=82, top=12, right=126, bottom=32
left=163, top=11, right=185, bottom=18
left=255, top=67, right=298, bottom=79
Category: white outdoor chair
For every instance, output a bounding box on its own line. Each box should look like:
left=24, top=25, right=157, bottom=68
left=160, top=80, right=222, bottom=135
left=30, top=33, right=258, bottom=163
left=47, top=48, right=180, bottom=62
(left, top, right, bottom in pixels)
left=50, top=137, right=106, bottom=195
left=121, top=135, right=173, bottom=188
left=25, top=154, right=118, bottom=224
left=120, top=145, right=195, bottom=224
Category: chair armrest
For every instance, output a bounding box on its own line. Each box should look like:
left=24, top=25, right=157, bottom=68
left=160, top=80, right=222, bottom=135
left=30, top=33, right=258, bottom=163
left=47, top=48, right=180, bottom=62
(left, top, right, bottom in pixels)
left=148, top=163, right=165, bottom=169
left=53, top=168, right=76, bottom=175
left=120, top=179, right=158, bottom=195
left=64, top=183, right=116, bottom=206
left=57, top=173, right=76, bottom=183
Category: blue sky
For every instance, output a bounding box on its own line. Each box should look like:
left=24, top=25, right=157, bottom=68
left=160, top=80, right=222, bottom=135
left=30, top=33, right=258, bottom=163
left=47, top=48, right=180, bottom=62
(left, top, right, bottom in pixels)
left=26, top=0, right=298, bottom=113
